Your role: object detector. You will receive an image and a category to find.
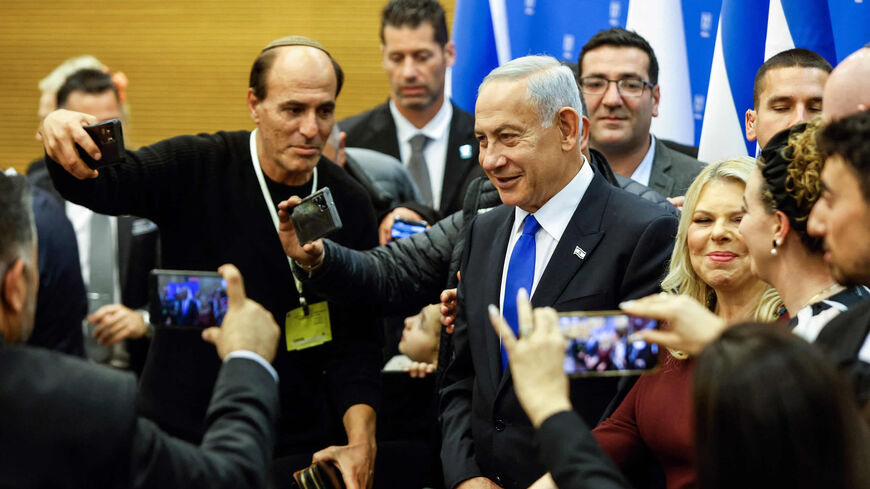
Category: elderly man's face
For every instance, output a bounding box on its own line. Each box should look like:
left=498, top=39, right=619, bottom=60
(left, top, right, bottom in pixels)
left=808, top=155, right=870, bottom=285
left=581, top=46, right=659, bottom=155
left=475, top=78, right=576, bottom=213
left=746, top=66, right=828, bottom=148
left=248, top=46, right=336, bottom=185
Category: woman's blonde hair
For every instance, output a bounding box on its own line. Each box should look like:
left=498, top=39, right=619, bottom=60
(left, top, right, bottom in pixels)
left=661, top=156, right=781, bottom=321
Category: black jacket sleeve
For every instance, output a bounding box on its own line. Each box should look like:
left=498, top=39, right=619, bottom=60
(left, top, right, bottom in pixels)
left=128, top=357, right=279, bottom=489
left=536, top=411, right=631, bottom=489
left=297, top=210, right=464, bottom=317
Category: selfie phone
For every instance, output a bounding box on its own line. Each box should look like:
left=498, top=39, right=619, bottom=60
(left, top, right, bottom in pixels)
left=291, top=187, right=343, bottom=244
left=149, top=270, right=228, bottom=328
left=76, top=119, right=125, bottom=169
left=390, top=217, right=428, bottom=241
left=558, top=311, right=659, bottom=377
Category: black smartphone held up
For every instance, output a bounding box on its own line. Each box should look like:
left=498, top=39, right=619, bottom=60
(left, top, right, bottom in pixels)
left=149, top=270, right=228, bottom=328
left=76, top=119, right=125, bottom=169
left=390, top=217, right=428, bottom=241
left=291, top=187, right=343, bottom=245
left=558, top=311, right=659, bottom=377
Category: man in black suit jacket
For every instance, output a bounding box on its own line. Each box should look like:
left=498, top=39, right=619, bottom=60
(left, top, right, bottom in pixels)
left=0, top=172, right=280, bottom=489
left=341, top=0, right=482, bottom=219
left=439, top=56, right=677, bottom=489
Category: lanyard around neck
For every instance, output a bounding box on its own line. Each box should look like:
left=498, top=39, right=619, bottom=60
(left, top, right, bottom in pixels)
left=249, top=129, right=317, bottom=308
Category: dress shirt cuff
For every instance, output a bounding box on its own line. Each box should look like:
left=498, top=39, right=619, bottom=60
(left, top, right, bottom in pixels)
left=225, top=350, right=279, bottom=383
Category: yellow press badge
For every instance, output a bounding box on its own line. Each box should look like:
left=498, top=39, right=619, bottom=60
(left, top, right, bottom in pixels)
left=285, top=301, right=332, bottom=351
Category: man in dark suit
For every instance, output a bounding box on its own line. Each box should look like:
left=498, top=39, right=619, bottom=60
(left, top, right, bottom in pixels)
left=341, top=0, right=482, bottom=221
left=578, top=28, right=705, bottom=198
left=0, top=171, right=280, bottom=489
left=439, top=56, right=677, bottom=489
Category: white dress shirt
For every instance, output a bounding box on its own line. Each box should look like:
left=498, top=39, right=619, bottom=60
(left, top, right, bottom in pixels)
left=389, top=99, right=453, bottom=210
left=499, top=159, right=595, bottom=313
left=629, top=134, right=657, bottom=187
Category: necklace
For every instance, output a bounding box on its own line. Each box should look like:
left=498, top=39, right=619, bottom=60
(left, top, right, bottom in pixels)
left=799, top=283, right=845, bottom=311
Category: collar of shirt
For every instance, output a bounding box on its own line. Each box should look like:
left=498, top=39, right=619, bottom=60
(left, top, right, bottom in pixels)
left=389, top=98, right=453, bottom=147
left=629, top=134, right=657, bottom=187
left=500, top=158, right=594, bottom=310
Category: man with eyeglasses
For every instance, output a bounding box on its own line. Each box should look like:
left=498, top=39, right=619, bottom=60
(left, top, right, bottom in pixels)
left=578, top=28, right=704, bottom=198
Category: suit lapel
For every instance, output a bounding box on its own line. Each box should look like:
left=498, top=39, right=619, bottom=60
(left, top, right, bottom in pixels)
left=440, top=104, right=476, bottom=210
left=481, top=207, right=515, bottom=395
left=497, top=177, right=610, bottom=395
left=367, top=103, right=401, bottom=160
left=648, top=139, right=675, bottom=197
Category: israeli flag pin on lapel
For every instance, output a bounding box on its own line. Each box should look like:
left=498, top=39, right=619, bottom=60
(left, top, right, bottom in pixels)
left=573, top=246, right=586, bottom=260
left=459, top=144, right=473, bottom=160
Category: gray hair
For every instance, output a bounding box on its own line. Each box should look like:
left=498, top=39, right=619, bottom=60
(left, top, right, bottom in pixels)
left=479, top=55, right=583, bottom=129
left=0, top=171, right=35, bottom=275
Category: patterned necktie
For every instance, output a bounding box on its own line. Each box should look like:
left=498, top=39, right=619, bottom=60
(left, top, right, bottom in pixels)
left=502, top=215, right=540, bottom=372
left=408, top=133, right=433, bottom=206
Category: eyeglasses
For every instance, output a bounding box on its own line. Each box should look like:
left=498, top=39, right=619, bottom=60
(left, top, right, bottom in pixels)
left=579, top=76, right=655, bottom=98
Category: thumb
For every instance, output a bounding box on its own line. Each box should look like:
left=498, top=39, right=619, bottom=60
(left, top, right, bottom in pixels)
left=202, top=327, right=222, bottom=345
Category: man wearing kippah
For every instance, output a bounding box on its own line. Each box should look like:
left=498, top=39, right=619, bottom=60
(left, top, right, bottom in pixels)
left=39, top=36, right=381, bottom=489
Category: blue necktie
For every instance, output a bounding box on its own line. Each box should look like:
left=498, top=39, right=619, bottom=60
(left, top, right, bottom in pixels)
left=502, top=215, right=540, bottom=372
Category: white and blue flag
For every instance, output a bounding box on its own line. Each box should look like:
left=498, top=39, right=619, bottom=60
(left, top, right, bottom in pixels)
left=450, top=0, right=868, bottom=158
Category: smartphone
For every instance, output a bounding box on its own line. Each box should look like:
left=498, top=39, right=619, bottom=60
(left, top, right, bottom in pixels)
left=149, top=270, right=228, bottom=328
left=291, top=187, right=343, bottom=244
left=558, top=311, right=659, bottom=377
left=390, top=217, right=428, bottom=241
left=76, top=119, right=125, bottom=169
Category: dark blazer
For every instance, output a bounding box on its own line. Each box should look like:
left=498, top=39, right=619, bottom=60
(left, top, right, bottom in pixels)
left=340, top=101, right=484, bottom=216
left=648, top=138, right=706, bottom=198
left=535, top=411, right=631, bottom=489
left=439, top=174, right=678, bottom=489
left=0, top=339, right=278, bottom=489
left=28, top=184, right=87, bottom=356
left=28, top=158, right=160, bottom=372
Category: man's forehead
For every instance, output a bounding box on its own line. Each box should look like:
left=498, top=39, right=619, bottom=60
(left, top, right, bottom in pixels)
left=266, top=47, right=337, bottom=95
left=475, top=80, right=530, bottom=122
left=581, top=45, right=650, bottom=76
left=759, top=66, right=827, bottom=101
left=382, top=22, right=439, bottom=50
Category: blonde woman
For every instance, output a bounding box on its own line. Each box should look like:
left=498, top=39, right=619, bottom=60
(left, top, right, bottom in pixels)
left=590, top=157, right=782, bottom=489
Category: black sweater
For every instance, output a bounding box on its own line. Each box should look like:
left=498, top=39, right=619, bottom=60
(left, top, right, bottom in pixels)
left=48, top=130, right=381, bottom=455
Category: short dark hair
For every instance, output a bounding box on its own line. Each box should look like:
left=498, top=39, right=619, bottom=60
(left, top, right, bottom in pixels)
left=817, top=108, right=870, bottom=202
left=753, top=48, right=832, bottom=107
left=0, top=173, right=35, bottom=272
left=694, top=322, right=870, bottom=489
left=56, top=68, right=117, bottom=108
left=380, top=0, right=449, bottom=47
left=248, top=48, right=345, bottom=101
left=578, top=28, right=659, bottom=84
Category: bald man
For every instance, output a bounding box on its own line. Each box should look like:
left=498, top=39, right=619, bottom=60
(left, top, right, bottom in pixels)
left=822, top=45, right=870, bottom=122
left=39, top=37, right=381, bottom=489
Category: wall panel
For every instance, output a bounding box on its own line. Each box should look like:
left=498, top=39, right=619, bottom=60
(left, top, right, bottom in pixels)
left=0, top=0, right=454, bottom=173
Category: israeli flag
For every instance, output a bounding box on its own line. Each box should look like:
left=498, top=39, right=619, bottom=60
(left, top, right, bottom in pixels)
left=697, top=0, right=842, bottom=162
left=450, top=0, right=868, bottom=158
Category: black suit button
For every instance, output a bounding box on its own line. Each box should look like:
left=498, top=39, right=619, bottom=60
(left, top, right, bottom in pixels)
left=494, top=418, right=506, bottom=431
left=494, top=475, right=503, bottom=485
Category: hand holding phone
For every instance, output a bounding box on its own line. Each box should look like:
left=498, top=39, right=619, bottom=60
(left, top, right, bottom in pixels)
left=290, top=187, right=343, bottom=245
left=76, top=119, right=125, bottom=169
